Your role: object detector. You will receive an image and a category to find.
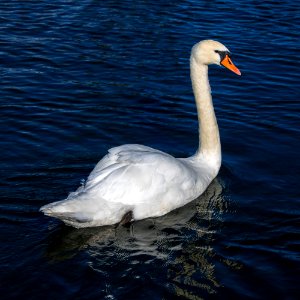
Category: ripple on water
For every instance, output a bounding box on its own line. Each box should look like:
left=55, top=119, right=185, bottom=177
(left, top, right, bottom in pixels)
left=0, top=1, right=299, bottom=299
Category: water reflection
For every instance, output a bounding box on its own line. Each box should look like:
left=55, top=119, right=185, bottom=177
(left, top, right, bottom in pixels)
left=167, top=178, right=227, bottom=298
left=45, top=178, right=229, bottom=296
left=44, top=224, right=116, bottom=262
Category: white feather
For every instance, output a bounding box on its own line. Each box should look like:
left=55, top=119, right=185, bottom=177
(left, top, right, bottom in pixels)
left=41, top=144, right=214, bottom=228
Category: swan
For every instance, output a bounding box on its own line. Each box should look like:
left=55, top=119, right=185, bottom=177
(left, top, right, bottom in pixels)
left=40, top=40, right=241, bottom=228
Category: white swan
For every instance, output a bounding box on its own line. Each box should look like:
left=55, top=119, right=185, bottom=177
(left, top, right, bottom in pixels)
left=40, top=40, right=241, bottom=228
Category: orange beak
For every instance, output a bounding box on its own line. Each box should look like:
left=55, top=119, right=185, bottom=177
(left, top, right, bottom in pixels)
left=220, top=55, right=241, bottom=76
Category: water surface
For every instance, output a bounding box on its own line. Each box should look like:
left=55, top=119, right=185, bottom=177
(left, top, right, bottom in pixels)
left=1, top=1, right=299, bottom=299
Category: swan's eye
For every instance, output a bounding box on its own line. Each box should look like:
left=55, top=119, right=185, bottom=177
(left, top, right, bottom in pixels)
left=215, top=50, right=231, bottom=62
left=215, top=50, right=226, bottom=61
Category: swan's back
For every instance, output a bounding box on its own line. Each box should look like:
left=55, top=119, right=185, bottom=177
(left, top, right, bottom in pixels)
left=40, top=144, right=215, bottom=228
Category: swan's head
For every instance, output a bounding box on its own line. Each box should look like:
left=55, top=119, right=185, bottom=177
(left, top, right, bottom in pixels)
left=192, top=40, right=241, bottom=75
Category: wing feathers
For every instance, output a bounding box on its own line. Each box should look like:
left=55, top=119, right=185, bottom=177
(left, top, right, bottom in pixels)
left=40, top=144, right=213, bottom=227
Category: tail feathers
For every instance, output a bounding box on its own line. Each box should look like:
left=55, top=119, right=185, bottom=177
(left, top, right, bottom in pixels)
left=40, top=201, right=93, bottom=224
left=40, top=196, right=133, bottom=228
left=41, top=209, right=92, bottom=224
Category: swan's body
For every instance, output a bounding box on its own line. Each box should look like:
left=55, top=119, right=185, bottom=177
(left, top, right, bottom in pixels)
left=40, top=40, right=240, bottom=228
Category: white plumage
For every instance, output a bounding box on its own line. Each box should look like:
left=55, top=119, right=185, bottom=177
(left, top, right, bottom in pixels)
left=40, top=40, right=240, bottom=228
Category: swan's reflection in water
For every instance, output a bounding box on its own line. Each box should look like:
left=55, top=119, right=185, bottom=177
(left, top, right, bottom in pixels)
left=167, top=177, right=228, bottom=299
left=45, top=178, right=232, bottom=298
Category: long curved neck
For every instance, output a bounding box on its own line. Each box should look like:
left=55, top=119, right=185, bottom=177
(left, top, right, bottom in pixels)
left=190, top=56, right=221, bottom=170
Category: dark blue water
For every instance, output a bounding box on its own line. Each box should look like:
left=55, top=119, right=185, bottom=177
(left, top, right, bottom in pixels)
left=1, top=1, right=299, bottom=299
